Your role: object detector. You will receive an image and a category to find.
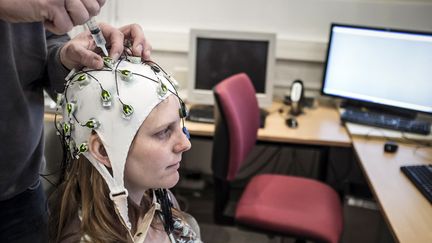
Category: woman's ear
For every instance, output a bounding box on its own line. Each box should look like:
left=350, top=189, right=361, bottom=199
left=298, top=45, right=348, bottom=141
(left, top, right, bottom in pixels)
left=88, top=132, right=111, bottom=168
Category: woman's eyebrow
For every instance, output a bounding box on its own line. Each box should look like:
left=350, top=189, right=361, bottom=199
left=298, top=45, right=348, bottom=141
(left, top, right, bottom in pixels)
left=152, top=119, right=179, bottom=131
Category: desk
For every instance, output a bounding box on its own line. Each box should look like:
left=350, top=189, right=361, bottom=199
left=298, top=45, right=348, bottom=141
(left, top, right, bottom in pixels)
left=351, top=136, right=432, bottom=242
left=186, top=102, right=351, bottom=180
left=186, top=102, right=351, bottom=147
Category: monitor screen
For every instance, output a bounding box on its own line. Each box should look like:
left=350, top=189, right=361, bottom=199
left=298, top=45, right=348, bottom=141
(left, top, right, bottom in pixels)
left=321, top=23, right=432, bottom=115
left=188, top=29, right=275, bottom=108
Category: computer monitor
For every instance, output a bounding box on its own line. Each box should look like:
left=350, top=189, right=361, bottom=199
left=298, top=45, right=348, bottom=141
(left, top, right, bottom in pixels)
left=188, top=29, right=276, bottom=108
left=321, top=23, right=432, bottom=116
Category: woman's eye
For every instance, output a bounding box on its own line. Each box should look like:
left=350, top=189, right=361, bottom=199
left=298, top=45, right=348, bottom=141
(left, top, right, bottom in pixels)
left=155, top=127, right=172, bottom=139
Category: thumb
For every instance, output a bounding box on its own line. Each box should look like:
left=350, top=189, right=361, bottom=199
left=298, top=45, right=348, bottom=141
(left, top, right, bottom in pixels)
left=61, top=44, right=104, bottom=70
left=79, top=49, right=104, bottom=69
left=61, top=34, right=105, bottom=70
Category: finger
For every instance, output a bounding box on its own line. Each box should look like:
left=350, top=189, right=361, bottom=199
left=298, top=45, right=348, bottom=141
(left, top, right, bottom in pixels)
left=61, top=36, right=103, bottom=69
left=65, top=0, right=90, bottom=25
left=99, top=23, right=124, bottom=61
left=142, top=43, right=152, bottom=60
left=97, top=0, right=106, bottom=7
left=81, top=0, right=103, bottom=17
left=74, top=45, right=104, bottom=69
left=119, top=24, right=151, bottom=59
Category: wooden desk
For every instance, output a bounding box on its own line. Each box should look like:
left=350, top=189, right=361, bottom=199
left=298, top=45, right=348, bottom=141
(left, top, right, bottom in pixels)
left=351, top=136, right=432, bottom=243
left=185, top=102, right=350, bottom=180
left=186, top=102, right=351, bottom=147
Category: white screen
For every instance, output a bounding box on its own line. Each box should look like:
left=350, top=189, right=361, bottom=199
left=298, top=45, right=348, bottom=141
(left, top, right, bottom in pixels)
left=322, top=25, right=432, bottom=114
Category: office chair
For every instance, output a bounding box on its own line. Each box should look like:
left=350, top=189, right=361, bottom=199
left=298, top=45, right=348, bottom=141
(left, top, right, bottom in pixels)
left=212, top=73, right=343, bottom=243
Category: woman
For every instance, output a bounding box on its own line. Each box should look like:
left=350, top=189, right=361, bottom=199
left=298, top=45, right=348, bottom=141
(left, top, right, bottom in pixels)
left=49, top=55, right=201, bottom=243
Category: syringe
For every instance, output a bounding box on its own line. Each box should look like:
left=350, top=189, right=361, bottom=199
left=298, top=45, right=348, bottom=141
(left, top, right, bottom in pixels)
left=86, top=17, right=109, bottom=56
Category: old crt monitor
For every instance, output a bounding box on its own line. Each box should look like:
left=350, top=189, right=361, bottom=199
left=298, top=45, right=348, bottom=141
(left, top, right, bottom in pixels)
left=322, top=23, right=432, bottom=116
left=188, top=29, right=276, bottom=108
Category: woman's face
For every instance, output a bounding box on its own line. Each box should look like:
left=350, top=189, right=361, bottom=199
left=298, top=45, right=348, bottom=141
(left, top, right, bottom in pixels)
left=124, top=95, right=191, bottom=200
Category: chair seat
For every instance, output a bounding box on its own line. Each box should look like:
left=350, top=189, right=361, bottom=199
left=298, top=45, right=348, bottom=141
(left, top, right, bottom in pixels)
left=235, top=174, right=343, bottom=243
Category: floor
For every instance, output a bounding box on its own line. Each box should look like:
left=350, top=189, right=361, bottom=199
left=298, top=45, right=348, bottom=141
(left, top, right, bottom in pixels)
left=174, top=176, right=395, bottom=243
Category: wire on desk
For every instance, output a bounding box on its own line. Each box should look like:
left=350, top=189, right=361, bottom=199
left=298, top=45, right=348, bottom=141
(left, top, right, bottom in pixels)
left=412, top=145, right=432, bottom=162
left=401, top=132, right=432, bottom=147
left=363, top=127, right=390, bottom=143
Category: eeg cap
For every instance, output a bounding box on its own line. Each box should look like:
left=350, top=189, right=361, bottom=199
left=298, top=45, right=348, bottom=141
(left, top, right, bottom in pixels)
left=60, top=58, right=177, bottom=229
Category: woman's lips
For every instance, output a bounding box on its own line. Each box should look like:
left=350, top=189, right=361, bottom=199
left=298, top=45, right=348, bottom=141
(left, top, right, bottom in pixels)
left=167, top=162, right=180, bottom=170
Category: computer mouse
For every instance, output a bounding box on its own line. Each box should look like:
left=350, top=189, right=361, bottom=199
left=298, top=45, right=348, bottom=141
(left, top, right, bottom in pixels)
left=286, top=117, right=298, bottom=128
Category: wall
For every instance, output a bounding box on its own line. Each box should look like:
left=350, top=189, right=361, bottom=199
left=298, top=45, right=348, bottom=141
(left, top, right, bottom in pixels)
left=94, top=0, right=432, bottom=98
left=80, top=0, right=432, bottom=177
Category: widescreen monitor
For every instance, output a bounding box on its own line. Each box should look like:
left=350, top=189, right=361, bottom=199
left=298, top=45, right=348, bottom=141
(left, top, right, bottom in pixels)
left=188, top=29, right=276, bottom=108
left=321, top=23, right=432, bottom=115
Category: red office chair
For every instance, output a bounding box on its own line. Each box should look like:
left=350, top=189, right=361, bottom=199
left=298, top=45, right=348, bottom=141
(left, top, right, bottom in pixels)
left=212, top=73, right=343, bottom=243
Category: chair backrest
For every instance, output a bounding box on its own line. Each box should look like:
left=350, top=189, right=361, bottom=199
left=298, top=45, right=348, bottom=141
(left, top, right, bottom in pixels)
left=212, top=73, right=261, bottom=181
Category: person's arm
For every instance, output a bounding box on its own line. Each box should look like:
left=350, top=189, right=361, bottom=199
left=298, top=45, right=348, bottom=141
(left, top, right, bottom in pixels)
left=44, top=23, right=152, bottom=96
left=45, top=31, right=71, bottom=94
left=0, top=0, right=105, bottom=34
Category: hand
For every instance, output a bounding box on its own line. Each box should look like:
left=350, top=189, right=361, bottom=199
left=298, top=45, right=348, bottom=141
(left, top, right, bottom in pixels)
left=60, top=23, right=152, bottom=70
left=119, top=24, right=152, bottom=60
left=0, top=0, right=105, bottom=34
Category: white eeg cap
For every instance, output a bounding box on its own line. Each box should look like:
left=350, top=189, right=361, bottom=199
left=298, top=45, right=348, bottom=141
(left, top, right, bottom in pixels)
left=61, top=58, right=176, bottom=229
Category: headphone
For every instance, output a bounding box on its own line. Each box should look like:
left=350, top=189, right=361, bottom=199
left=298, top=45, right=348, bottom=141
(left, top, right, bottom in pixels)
left=289, top=79, right=304, bottom=116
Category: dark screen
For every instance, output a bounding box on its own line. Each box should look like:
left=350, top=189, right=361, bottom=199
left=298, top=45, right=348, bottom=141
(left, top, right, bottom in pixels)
left=195, top=38, right=269, bottom=93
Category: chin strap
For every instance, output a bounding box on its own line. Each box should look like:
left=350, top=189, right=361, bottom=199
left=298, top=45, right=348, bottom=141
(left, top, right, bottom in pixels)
left=111, top=190, right=131, bottom=229
left=133, top=191, right=159, bottom=243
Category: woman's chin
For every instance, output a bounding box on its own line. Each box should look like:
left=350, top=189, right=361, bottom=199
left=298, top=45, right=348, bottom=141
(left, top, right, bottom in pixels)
left=162, top=172, right=180, bottom=189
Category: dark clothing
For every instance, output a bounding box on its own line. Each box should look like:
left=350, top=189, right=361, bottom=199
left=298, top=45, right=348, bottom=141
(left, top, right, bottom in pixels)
left=0, top=180, right=48, bottom=243
left=0, top=21, right=70, bottom=242
left=0, top=21, right=69, bottom=201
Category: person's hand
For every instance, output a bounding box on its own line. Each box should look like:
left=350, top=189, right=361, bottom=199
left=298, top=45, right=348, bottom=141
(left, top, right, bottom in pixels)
left=118, top=24, right=152, bottom=60
left=60, top=23, right=152, bottom=70
left=0, top=0, right=105, bottom=34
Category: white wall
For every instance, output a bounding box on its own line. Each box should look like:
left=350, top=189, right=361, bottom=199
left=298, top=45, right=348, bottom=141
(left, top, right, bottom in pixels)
left=78, top=0, right=432, bottom=177
left=96, top=0, right=432, bottom=98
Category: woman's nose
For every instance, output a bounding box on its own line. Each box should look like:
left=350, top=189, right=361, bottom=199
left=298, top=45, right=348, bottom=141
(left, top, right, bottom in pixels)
left=174, top=127, right=192, bottom=153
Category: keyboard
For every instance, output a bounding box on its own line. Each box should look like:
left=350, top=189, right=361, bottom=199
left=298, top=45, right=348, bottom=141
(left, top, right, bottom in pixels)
left=187, top=105, right=268, bottom=128
left=400, top=164, right=432, bottom=204
left=341, top=108, right=431, bottom=135
left=187, top=105, right=215, bottom=124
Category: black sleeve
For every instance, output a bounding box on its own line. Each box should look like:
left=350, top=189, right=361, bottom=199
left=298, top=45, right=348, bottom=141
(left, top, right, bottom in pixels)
left=44, top=31, right=71, bottom=98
